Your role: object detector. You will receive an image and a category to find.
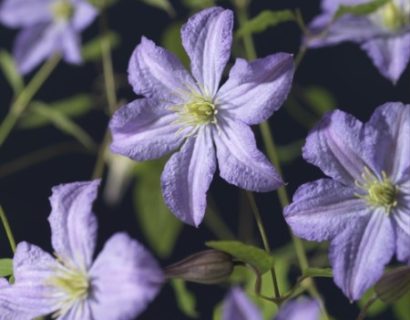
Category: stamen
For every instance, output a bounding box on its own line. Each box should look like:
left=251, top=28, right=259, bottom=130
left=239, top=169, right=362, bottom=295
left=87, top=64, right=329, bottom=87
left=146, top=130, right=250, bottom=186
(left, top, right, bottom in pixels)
left=51, top=0, right=74, bottom=21
left=372, top=1, right=410, bottom=31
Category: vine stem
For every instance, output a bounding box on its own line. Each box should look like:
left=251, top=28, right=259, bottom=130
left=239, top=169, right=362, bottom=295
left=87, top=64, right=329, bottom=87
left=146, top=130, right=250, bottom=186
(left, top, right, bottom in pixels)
left=0, top=206, right=16, bottom=253
left=0, top=54, right=61, bottom=146
left=236, top=4, right=330, bottom=319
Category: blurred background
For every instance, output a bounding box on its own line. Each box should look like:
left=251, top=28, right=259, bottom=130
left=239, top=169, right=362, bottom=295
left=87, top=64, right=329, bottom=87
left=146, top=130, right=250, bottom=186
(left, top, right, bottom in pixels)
left=0, top=0, right=409, bottom=319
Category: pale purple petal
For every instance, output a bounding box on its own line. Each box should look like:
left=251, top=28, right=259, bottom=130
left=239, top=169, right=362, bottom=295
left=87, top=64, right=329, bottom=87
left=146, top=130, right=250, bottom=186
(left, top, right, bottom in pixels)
left=13, top=23, right=62, bottom=74
left=181, top=7, right=233, bottom=98
left=89, top=233, right=163, bottom=320
left=61, top=27, right=82, bottom=64
left=128, top=36, right=198, bottom=104
left=392, top=196, right=410, bottom=263
left=321, top=0, right=370, bottom=12
left=71, top=0, right=97, bottom=31
left=214, top=117, right=282, bottom=192
left=303, top=110, right=382, bottom=185
left=330, top=209, right=395, bottom=300
left=284, top=179, right=369, bottom=241
left=161, top=127, right=216, bottom=226
left=222, top=287, right=262, bottom=320
left=48, top=180, right=100, bottom=270
left=110, top=99, right=184, bottom=161
left=0, top=0, right=52, bottom=28
left=362, top=33, right=410, bottom=83
left=216, top=53, right=294, bottom=125
left=275, top=298, right=320, bottom=320
left=368, top=102, right=410, bottom=181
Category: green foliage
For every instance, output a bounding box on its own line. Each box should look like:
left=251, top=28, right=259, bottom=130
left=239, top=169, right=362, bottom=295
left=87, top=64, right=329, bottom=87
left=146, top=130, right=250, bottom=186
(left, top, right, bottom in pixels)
left=393, top=290, right=410, bottom=320
left=334, top=0, right=390, bottom=19
left=133, top=160, right=182, bottom=258
left=303, top=86, right=336, bottom=116
left=302, top=267, right=333, bottom=278
left=22, top=102, right=96, bottom=150
left=358, top=289, right=388, bottom=317
left=138, top=0, right=175, bottom=16
left=375, top=266, right=410, bottom=304
left=236, top=10, right=295, bottom=38
left=206, top=240, right=274, bottom=274
left=0, top=50, right=24, bottom=95
left=88, top=0, right=118, bottom=9
left=0, top=259, right=13, bottom=277
left=19, top=95, right=93, bottom=129
left=182, top=0, right=215, bottom=10
left=171, top=279, right=199, bottom=318
left=277, top=140, right=304, bottom=164
left=82, top=32, right=121, bottom=62
left=161, top=22, right=190, bottom=67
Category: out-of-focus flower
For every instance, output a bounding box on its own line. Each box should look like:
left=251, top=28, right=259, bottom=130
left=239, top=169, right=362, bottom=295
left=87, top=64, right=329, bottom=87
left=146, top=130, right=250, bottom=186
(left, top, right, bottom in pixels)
left=275, top=298, right=320, bottom=320
left=109, top=6, right=294, bottom=227
left=0, top=180, right=163, bottom=320
left=285, top=102, right=410, bottom=300
left=307, top=0, right=410, bottom=83
left=0, top=0, right=97, bottom=74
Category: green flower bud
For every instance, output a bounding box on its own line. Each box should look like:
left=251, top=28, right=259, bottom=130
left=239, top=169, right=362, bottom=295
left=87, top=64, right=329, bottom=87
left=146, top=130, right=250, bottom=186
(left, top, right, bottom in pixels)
left=375, top=265, right=410, bottom=304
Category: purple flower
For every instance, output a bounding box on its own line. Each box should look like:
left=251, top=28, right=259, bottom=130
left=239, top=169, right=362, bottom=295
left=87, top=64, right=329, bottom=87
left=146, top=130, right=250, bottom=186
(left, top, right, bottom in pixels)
left=109, top=7, right=294, bottom=227
left=307, top=0, right=410, bottom=83
left=0, top=0, right=97, bottom=74
left=275, top=298, right=320, bottom=320
left=0, top=180, right=163, bottom=319
left=285, top=102, right=410, bottom=300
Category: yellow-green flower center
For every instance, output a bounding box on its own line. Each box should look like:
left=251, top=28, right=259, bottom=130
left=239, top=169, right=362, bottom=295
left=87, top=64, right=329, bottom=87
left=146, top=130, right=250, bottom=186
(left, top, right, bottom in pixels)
left=356, top=168, right=398, bottom=212
left=375, top=2, right=410, bottom=31
left=51, top=0, right=74, bottom=21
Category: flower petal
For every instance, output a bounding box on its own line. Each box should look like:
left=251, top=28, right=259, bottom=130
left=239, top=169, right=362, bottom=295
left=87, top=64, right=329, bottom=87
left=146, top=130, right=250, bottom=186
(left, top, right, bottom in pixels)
left=128, top=36, right=197, bottom=104
left=392, top=202, right=410, bottom=263
left=275, top=298, right=320, bottom=320
left=214, top=118, right=282, bottom=192
left=330, top=209, right=395, bottom=300
left=161, top=127, right=216, bottom=226
left=368, top=103, right=410, bottom=182
left=217, top=53, right=294, bottom=125
left=13, top=23, right=62, bottom=74
left=303, top=110, right=381, bottom=185
left=362, top=33, right=410, bottom=84
left=181, top=7, right=233, bottom=97
left=0, top=0, right=52, bottom=28
left=71, top=0, right=97, bottom=31
left=0, top=242, right=59, bottom=319
left=222, top=287, right=262, bottom=320
left=285, top=179, right=369, bottom=241
left=61, top=27, right=82, bottom=64
left=48, top=180, right=100, bottom=270
left=89, top=233, right=163, bottom=320
left=110, top=99, right=184, bottom=161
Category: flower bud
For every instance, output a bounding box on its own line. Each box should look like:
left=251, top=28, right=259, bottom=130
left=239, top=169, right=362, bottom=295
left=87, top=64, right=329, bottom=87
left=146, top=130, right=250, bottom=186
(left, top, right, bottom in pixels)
left=375, top=265, right=410, bottom=303
left=164, top=249, right=234, bottom=284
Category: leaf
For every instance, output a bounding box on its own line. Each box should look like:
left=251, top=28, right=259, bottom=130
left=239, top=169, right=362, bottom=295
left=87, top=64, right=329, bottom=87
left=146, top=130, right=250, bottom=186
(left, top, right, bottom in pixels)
left=171, top=279, right=198, bottom=318
left=236, top=10, right=295, bottom=38
left=27, top=102, right=96, bottom=150
left=0, top=50, right=24, bottom=95
left=182, top=0, right=215, bottom=10
left=334, top=0, right=390, bottom=19
left=138, top=0, right=175, bottom=16
left=19, top=95, right=93, bottom=129
left=82, top=32, right=121, bottom=62
left=0, top=259, right=13, bottom=277
left=393, top=290, right=410, bottom=320
left=161, top=22, right=189, bottom=68
left=375, top=266, right=410, bottom=304
left=277, top=140, right=303, bottom=164
left=303, top=267, right=333, bottom=278
left=206, top=240, right=274, bottom=274
left=302, top=86, right=336, bottom=116
left=134, top=159, right=182, bottom=258
left=358, top=288, right=388, bottom=317
left=88, top=0, right=118, bottom=9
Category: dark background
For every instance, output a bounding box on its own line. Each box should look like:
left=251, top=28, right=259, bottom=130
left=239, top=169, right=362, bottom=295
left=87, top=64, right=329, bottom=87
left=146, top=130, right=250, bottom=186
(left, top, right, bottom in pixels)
left=0, top=0, right=409, bottom=319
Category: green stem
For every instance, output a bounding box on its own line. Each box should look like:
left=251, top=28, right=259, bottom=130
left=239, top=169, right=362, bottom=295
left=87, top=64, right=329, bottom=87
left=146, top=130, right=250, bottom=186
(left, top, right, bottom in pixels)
left=0, top=206, right=16, bottom=253
left=246, top=192, right=281, bottom=301
left=0, top=54, right=61, bottom=146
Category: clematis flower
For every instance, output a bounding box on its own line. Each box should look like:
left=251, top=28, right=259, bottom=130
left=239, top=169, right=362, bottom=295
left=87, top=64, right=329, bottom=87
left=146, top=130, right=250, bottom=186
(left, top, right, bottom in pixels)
left=306, top=0, right=410, bottom=83
left=222, top=287, right=320, bottom=320
left=0, top=0, right=97, bottom=74
left=109, top=7, right=294, bottom=226
left=285, top=102, right=410, bottom=300
left=0, top=180, right=163, bottom=319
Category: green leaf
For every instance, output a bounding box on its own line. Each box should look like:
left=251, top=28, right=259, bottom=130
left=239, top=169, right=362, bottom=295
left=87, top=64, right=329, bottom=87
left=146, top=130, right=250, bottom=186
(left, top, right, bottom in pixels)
left=0, top=50, right=24, bottom=95
left=82, top=32, right=121, bottom=62
left=171, top=279, right=198, bottom=318
left=358, top=288, right=388, bottom=317
left=88, top=0, right=118, bottom=9
left=19, top=95, right=93, bottom=129
left=277, top=140, right=303, bottom=164
left=182, top=0, right=215, bottom=10
left=134, top=159, right=182, bottom=258
left=334, top=0, right=390, bottom=19
left=27, top=102, right=96, bottom=150
left=303, top=86, right=336, bottom=116
left=393, top=290, right=410, bottom=320
left=138, top=0, right=175, bottom=16
left=206, top=240, right=274, bottom=274
left=161, top=22, right=189, bottom=68
left=236, top=10, right=295, bottom=38
left=302, top=267, right=333, bottom=278
left=0, top=259, right=13, bottom=277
